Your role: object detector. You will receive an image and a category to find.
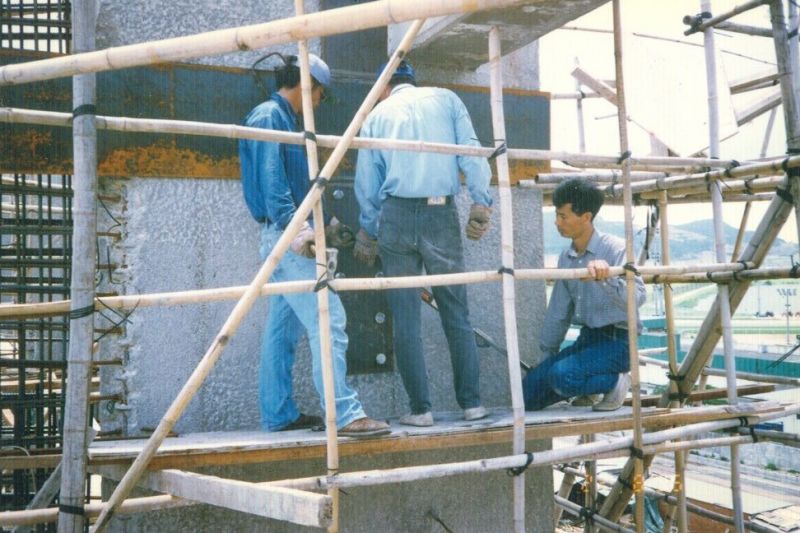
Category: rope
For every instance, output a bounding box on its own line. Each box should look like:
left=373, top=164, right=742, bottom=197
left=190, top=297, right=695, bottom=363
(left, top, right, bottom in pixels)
left=506, top=452, right=534, bottom=476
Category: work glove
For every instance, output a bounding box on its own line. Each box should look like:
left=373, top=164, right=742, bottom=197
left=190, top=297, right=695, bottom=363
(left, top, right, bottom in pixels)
left=325, top=217, right=355, bottom=249
left=353, top=228, right=378, bottom=266
left=466, top=203, right=492, bottom=240
left=290, top=222, right=316, bottom=258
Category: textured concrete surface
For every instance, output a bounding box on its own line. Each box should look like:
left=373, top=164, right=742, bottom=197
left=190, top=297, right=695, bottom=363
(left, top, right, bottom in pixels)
left=105, top=440, right=553, bottom=533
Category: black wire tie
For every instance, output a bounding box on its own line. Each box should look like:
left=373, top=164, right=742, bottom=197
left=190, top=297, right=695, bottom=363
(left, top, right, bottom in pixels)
left=59, top=504, right=85, bottom=516
left=629, top=446, right=645, bottom=460
left=507, top=451, right=534, bottom=476
left=776, top=188, right=794, bottom=205
left=579, top=507, right=596, bottom=520
left=622, top=262, right=640, bottom=276
left=617, top=150, right=631, bottom=164
left=666, top=373, right=685, bottom=382
left=498, top=266, right=515, bottom=277
left=69, top=304, right=95, bottom=320
left=72, top=104, right=96, bottom=118
left=304, top=130, right=317, bottom=142
left=314, top=176, right=329, bottom=189
left=488, top=142, right=507, bottom=162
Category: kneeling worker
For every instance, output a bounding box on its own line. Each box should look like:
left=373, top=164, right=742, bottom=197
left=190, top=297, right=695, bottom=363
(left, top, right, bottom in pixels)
left=523, top=179, right=645, bottom=411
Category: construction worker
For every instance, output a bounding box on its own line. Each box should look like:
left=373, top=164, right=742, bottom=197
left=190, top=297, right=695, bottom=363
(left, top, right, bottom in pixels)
left=239, top=52, right=390, bottom=437
left=522, top=178, right=646, bottom=412
left=353, top=60, right=492, bottom=427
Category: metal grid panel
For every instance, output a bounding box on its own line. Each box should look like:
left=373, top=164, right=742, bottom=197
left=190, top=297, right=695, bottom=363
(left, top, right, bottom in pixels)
left=1, top=0, right=71, bottom=53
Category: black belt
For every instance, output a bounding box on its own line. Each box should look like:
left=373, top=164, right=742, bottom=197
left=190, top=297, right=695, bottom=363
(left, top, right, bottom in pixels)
left=591, top=324, right=628, bottom=337
left=386, top=195, right=453, bottom=206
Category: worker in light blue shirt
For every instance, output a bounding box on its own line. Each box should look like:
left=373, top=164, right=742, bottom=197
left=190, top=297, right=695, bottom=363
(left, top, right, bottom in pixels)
left=523, top=178, right=646, bottom=412
left=353, top=60, right=493, bottom=427
left=239, top=52, right=389, bottom=438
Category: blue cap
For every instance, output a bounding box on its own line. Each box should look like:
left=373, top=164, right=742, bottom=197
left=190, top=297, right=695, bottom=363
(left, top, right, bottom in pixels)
left=309, top=53, right=331, bottom=86
left=376, top=60, right=416, bottom=83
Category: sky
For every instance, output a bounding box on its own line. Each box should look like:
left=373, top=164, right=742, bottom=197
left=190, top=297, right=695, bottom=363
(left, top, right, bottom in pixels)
left=538, top=0, right=799, bottom=245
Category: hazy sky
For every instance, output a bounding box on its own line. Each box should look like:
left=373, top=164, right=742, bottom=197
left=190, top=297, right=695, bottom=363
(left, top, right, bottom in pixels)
left=539, top=0, right=798, bottom=245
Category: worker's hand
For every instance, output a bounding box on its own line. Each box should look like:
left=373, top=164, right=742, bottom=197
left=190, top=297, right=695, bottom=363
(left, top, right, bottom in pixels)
left=466, top=203, right=492, bottom=240
left=353, top=228, right=378, bottom=266
left=586, top=259, right=611, bottom=280
left=290, top=223, right=316, bottom=258
left=325, top=217, right=355, bottom=249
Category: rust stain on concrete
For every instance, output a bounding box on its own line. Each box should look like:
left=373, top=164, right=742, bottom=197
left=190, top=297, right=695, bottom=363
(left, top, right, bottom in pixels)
left=97, top=142, right=239, bottom=179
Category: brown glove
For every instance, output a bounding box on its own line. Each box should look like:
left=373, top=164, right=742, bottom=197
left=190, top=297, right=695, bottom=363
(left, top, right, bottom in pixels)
left=290, top=223, right=316, bottom=258
left=353, top=228, right=378, bottom=266
left=325, top=219, right=355, bottom=249
left=466, top=203, right=492, bottom=240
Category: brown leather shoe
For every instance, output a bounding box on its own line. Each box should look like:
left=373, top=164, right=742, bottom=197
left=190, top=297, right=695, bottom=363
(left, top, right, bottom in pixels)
left=280, top=413, right=323, bottom=431
left=339, top=416, right=391, bottom=437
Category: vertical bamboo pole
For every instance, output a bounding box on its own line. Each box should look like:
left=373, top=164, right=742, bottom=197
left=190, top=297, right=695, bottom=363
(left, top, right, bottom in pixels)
left=611, top=2, right=646, bottom=531
left=731, top=202, right=752, bottom=261
left=553, top=468, right=576, bottom=526
left=770, top=0, right=800, bottom=253
left=293, top=2, right=339, bottom=530
left=657, top=192, right=688, bottom=533
left=89, top=21, right=424, bottom=533
left=699, top=3, right=744, bottom=532
left=575, top=58, right=587, bottom=153
left=488, top=26, right=527, bottom=533
left=584, top=434, right=597, bottom=533
left=58, top=1, right=97, bottom=531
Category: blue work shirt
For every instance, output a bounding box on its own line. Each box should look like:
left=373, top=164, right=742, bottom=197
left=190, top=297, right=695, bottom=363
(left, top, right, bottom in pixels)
left=354, top=84, right=493, bottom=237
left=239, top=92, right=312, bottom=229
left=539, top=230, right=647, bottom=355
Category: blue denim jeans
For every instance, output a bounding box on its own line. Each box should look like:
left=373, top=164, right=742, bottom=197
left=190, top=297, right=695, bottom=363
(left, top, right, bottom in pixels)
left=259, top=224, right=366, bottom=431
left=522, top=326, right=630, bottom=410
left=378, top=197, right=481, bottom=414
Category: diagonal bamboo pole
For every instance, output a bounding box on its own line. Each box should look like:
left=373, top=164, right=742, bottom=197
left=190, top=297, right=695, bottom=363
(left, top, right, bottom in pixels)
left=58, top=1, right=98, bottom=531
left=293, top=3, right=341, bottom=530
left=88, top=21, right=424, bottom=533
left=611, top=1, right=646, bottom=530
left=684, top=0, right=770, bottom=35
left=0, top=0, right=526, bottom=87
left=488, top=26, right=526, bottom=533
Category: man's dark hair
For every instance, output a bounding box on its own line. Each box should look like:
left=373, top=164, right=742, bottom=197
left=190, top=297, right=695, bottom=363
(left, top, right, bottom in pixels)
left=275, top=55, right=321, bottom=90
left=552, top=178, right=604, bottom=220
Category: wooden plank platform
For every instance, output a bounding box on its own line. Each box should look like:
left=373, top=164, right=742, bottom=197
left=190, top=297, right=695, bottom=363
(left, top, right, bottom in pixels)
left=87, top=404, right=764, bottom=470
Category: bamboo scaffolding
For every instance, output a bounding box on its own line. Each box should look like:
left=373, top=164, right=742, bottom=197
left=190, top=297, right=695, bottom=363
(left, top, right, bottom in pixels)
left=293, top=4, right=346, bottom=530
left=637, top=175, right=784, bottom=200
left=535, top=170, right=668, bottom=184
left=639, top=355, right=800, bottom=387
left=729, top=70, right=780, bottom=94
left=731, top=201, right=752, bottom=261
left=488, top=27, right=526, bottom=533
left=684, top=0, right=770, bottom=35
left=88, top=22, right=423, bottom=533
left=554, top=495, right=635, bottom=533
left=550, top=90, right=600, bottom=100
left=716, top=20, right=775, bottom=37
left=58, top=2, right=98, bottom=530
left=0, top=106, right=745, bottom=172
left=0, top=262, right=756, bottom=320
left=610, top=1, right=646, bottom=529
left=0, top=0, right=530, bottom=87
left=574, top=58, right=587, bottom=154
left=736, top=88, right=782, bottom=126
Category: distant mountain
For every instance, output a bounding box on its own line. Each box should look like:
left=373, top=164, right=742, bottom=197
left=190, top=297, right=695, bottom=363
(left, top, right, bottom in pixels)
left=542, top=213, right=798, bottom=264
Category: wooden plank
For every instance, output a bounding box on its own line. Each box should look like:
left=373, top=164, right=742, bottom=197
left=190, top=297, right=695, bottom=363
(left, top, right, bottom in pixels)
left=94, top=466, right=332, bottom=528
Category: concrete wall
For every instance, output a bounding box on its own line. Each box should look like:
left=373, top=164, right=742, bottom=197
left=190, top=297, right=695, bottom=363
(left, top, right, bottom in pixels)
left=95, top=1, right=551, bottom=531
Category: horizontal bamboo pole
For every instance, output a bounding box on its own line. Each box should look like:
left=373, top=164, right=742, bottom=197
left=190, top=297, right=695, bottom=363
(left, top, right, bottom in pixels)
left=730, top=70, right=780, bottom=94
left=0, top=106, right=740, bottom=171
left=0, top=262, right=754, bottom=319
left=736, top=88, right=781, bottom=126
left=642, top=265, right=800, bottom=284
left=0, top=495, right=191, bottom=527
left=541, top=192, right=774, bottom=206
left=536, top=170, right=669, bottom=184
left=684, top=0, right=770, bottom=36
left=716, top=21, right=774, bottom=37
left=0, top=0, right=529, bottom=86
left=638, top=175, right=784, bottom=200
left=550, top=91, right=601, bottom=100
left=639, top=355, right=800, bottom=387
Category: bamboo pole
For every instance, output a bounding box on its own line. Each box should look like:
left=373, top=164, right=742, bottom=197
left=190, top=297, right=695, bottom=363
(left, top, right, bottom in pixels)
left=488, top=26, right=527, bottom=533
left=716, top=20, right=775, bottom=37
left=684, top=0, right=770, bottom=35
left=553, top=465, right=576, bottom=526
left=769, top=0, right=800, bottom=254
left=729, top=70, right=780, bottom=94
left=88, top=23, right=423, bottom=533
left=294, top=4, right=343, bottom=530
left=554, top=496, right=635, bottom=533
left=731, top=201, right=752, bottom=261
left=0, top=105, right=747, bottom=173
left=58, top=1, right=98, bottom=530
left=636, top=204, right=659, bottom=266
left=639, top=355, right=800, bottom=386
left=0, top=261, right=756, bottom=320
left=656, top=192, right=688, bottom=533
left=0, top=0, right=529, bottom=87
left=637, top=175, right=785, bottom=200
left=550, top=90, right=601, bottom=100
left=611, top=1, right=645, bottom=530
left=736, top=88, right=782, bottom=126
left=535, top=170, right=668, bottom=184
left=700, top=3, right=745, bottom=529
left=574, top=58, right=587, bottom=154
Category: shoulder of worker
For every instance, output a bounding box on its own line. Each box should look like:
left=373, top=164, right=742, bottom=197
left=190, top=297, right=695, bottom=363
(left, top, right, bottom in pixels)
left=244, top=98, right=289, bottom=128
left=591, top=230, right=626, bottom=257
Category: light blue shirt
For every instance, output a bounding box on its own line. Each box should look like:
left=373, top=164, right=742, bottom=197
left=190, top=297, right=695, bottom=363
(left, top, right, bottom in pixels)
left=354, top=84, right=492, bottom=237
left=539, top=229, right=647, bottom=355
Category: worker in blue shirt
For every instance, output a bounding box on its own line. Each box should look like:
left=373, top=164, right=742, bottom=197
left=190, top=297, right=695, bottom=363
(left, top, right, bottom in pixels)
left=353, top=60, right=492, bottom=427
left=239, top=53, right=390, bottom=437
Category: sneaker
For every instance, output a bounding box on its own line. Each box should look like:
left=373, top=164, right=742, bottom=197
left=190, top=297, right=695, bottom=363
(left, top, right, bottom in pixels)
left=463, top=406, right=489, bottom=421
left=571, top=394, right=602, bottom=407
left=399, top=412, right=434, bottom=427
left=339, top=417, right=391, bottom=437
left=279, top=413, right=323, bottom=431
left=592, top=373, right=631, bottom=412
